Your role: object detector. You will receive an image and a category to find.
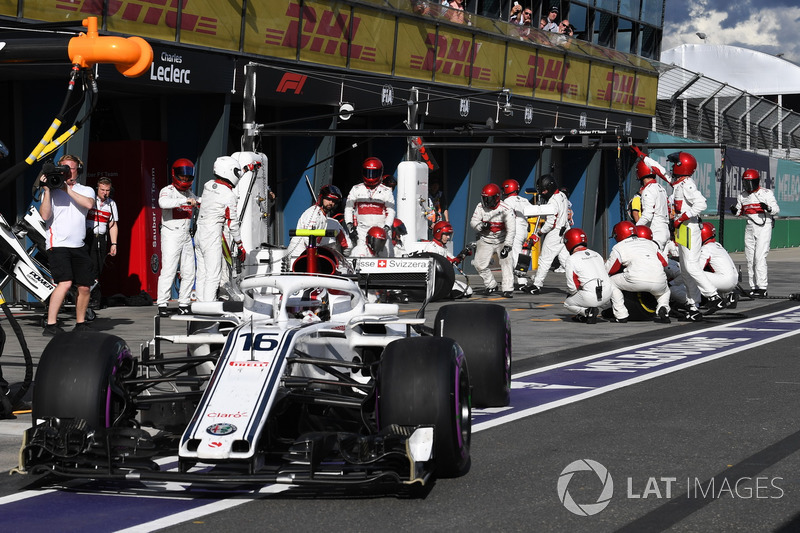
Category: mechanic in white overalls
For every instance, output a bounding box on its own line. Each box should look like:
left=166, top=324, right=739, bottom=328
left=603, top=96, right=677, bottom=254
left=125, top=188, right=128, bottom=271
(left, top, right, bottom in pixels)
left=344, top=157, right=395, bottom=247
left=419, top=221, right=473, bottom=298
left=698, top=222, right=739, bottom=308
left=285, top=184, right=350, bottom=265
left=195, top=156, right=248, bottom=302
left=731, top=169, right=780, bottom=297
left=527, top=174, right=569, bottom=295
left=634, top=158, right=671, bottom=251
left=350, top=226, right=389, bottom=258
left=470, top=183, right=515, bottom=297
left=501, top=179, right=533, bottom=290
left=562, top=227, right=612, bottom=324
left=156, top=158, right=199, bottom=315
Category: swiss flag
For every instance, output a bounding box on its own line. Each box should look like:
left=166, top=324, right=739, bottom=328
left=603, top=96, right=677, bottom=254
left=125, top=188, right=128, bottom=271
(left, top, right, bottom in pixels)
left=378, top=260, right=387, bottom=268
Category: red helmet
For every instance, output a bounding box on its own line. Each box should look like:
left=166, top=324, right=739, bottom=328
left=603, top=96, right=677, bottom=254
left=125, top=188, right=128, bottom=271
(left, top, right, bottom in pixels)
left=432, top=221, right=453, bottom=244
left=667, top=152, right=697, bottom=178
left=611, top=220, right=636, bottom=242
left=701, top=222, right=716, bottom=244
left=502, top=179, right=520, bottom=197
left=366, top=226, right=387, bottom=255
left=171, top=158, right=195, bottom=191
left=636, top=159, right=656, bottom=181
left=362, top=157, right=384, bottom=188
left=391, top=218, right=407, bottom=243
left=634, top=225, right=653, bottom=240
left=317, top=184, right=342, bottom=213
left=742, top=168, right=760, bottom=193
left=481, top=183, right=501, bottom=210
left=563, top=228, right=587, bottom=254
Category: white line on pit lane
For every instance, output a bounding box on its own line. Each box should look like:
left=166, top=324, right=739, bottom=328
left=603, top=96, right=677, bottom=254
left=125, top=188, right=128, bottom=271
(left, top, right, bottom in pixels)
left=473, top=307, right=800, bottom=433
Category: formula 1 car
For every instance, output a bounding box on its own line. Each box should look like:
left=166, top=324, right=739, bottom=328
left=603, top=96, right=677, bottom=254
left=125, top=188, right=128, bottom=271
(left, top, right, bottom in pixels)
left=20, top=257, right=511, bottom=489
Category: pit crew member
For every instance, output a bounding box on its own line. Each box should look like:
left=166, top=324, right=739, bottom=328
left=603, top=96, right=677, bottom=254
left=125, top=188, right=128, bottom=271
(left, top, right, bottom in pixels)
left=635, top=158, right=670, bottom=250
left=699, top=222, right=739, bottom=308
left=344, top=157, right=395, bottom=246
left=526, top=174, right=569, bottom=295
left=730, top=169, right=780, bottom=297
left=501, top=179, right=533, bottom=290
left=156, top=158, right=198, bottom=315
left=606, top=221, right=671, bottom=324
left=350, top=226, right=389, bottom=258
left=562, top=227, right=612, bottom=324
left=285, top=184, right=350, bottom=264
left=470, top=183, right=515, bottom=298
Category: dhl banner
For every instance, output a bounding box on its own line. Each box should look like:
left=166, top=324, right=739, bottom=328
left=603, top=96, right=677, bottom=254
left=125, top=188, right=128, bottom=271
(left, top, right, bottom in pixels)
left=395, top=18, right=435, bottom=83
left=1, top=0, right=17, bottom=17
left=12, top=0, right=659, bottom=116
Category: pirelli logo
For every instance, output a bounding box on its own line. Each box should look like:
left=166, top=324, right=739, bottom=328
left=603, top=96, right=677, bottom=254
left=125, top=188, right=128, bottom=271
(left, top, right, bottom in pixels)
left=596, top=72, right=646, bottom=108
left=410, top=34, right=490, bottom=82
left=515, top=55, right=577, bottom=96
left=265, top=2, right=376, bottom=62
left=55, top=0, right=218, bottom=35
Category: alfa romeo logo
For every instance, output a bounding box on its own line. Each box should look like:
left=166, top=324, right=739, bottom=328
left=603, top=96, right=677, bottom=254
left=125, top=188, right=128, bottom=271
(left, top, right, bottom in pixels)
left=557, top=459, right=614, bottom=516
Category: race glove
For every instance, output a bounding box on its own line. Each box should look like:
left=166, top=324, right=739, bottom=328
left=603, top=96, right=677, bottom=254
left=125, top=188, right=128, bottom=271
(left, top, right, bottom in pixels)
left=729, top=205, right=738, bottom=215
left=236, top=241, right=246, bottom=263
left=243, top=161, right=262, bottom=173
left=480, top=222, right=490, bottom=232
left=759, top=202, right=771, bottom=213
left=500, top=245, right=511, bottom=259
left=347, top=222, right=358, bottom=243
left=673, top=213, right=689, bottom=228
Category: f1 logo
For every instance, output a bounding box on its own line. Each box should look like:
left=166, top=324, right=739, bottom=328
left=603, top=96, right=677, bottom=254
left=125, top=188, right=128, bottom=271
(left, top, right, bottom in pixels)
left=277, top=72, right=307, bottom=94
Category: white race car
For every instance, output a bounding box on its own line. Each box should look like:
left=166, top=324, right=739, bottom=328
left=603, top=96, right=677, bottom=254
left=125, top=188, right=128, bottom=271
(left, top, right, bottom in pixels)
left=22, top=257, right=511, bottom=489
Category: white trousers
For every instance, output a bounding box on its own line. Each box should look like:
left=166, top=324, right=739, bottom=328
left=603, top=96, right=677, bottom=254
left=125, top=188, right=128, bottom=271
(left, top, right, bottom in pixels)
left=156, top=225, right=195, bottom=306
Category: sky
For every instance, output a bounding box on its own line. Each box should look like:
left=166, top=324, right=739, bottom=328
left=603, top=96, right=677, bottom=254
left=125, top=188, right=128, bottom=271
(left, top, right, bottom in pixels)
left=661, top=0, right=800, bottom=64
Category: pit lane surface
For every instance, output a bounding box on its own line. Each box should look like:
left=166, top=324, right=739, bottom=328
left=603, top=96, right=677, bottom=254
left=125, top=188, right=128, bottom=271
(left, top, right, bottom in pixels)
left=2, top=300, right=800, bottom=532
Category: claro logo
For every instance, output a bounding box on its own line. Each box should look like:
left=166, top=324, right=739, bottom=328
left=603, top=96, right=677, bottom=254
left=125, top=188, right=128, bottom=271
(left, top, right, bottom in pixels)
left=56, top=0, right=218, bottom=35
left=515, top=54, right=577, bottom=96
left=265, top=2, right=376, bottom=63
left=410, top=34, right=490, bottom=82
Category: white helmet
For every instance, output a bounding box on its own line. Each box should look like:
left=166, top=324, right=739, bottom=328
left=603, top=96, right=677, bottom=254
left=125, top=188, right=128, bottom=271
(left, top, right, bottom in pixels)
left=213, top=155, right=241, bottom=186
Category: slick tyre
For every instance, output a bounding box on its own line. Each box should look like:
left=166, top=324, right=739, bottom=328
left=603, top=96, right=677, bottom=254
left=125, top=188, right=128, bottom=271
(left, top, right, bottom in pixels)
left=378, top=337, right=471, bottom=478
left=33, top=332, right=133, bottom=430
left=435, top=303, right=511, bottom=407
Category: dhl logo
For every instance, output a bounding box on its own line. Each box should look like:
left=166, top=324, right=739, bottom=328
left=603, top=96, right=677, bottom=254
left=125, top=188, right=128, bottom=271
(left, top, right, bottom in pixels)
left=265, top=2, right=376, bottom=62
left=515, top=55, right=577, bottom=97
left=410, top=34, right=490, bottom=82
left=55, top=0, right=218, bottom=35
left=596, top=72, right=646, bottom=107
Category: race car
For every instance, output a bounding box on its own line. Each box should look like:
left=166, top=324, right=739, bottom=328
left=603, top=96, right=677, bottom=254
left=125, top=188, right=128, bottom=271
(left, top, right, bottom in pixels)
left=20, top=256, right=511, bottom=489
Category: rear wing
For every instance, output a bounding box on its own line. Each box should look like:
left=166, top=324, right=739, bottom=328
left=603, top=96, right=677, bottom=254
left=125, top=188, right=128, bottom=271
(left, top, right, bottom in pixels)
left=352, top=256, right=434, bottom=303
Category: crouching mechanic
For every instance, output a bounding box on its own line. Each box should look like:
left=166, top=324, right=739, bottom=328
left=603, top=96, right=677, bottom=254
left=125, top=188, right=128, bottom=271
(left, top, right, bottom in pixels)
left=195, top=156, right=253, bottom=302
left=350, top=226, right=389, bottom=258
left=699, top=222, right=738, bottom=308
left=470, top=183, right=515, bottom=298
left=606, top=221, right=671, bottom=324
left=730, top=169, right=779, bottom=297
left=562, top=228, right=612, bottom=324
left=419, top=221, right=474, bottom=298
left=285, top=184, right=350, bottom=265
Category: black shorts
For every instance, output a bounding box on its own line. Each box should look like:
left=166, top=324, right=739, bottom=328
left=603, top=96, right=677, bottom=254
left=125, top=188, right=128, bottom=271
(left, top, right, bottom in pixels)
left=48, top=246, right=94, bottom=286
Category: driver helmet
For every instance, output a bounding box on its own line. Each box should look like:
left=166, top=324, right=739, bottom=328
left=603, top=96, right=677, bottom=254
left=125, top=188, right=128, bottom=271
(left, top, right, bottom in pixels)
left=171, top=158, right=195, bottom=191
left=287, top=287, right=330, bottom=321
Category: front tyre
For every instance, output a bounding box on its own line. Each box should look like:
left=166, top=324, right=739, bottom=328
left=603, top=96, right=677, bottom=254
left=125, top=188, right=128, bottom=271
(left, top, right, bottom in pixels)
left=378, top=337, right=471, bottom=478
left=33, top=332, right=134, bottom=430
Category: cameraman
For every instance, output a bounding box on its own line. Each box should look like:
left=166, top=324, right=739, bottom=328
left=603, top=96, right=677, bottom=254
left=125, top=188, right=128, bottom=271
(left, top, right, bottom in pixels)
left=38, top=154, right=95, bottom=335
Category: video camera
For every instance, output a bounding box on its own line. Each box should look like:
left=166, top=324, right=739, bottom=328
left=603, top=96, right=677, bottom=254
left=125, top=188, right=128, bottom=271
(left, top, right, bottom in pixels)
left=40, top=160, right=71, bottom=189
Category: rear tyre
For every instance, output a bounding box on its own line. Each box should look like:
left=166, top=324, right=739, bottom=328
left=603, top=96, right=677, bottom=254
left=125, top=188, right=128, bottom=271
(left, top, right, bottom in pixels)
left=378, top=337, right=471, bottom=478
left=33, top=332, right=133, bottom=430
left=407, top=252, right=456, bottom=302
left=435, top=303, right=511, bottom=407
